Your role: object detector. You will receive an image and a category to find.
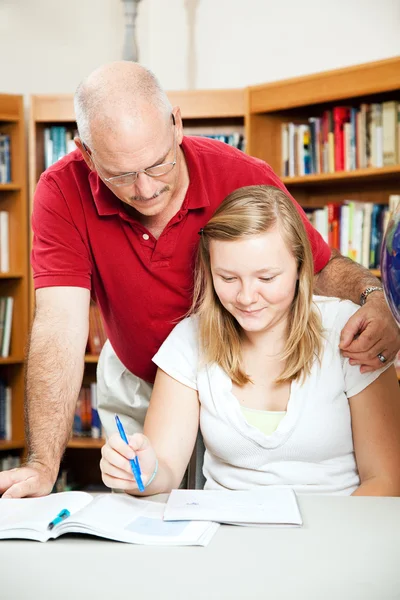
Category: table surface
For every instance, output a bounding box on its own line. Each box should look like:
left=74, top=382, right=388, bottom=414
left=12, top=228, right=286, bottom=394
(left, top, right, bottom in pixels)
left=1, top=494, right=400, bottom=600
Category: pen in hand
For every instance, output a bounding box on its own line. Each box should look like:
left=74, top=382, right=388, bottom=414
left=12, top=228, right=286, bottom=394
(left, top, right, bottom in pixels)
left=115, top=414, right=145, bottom=492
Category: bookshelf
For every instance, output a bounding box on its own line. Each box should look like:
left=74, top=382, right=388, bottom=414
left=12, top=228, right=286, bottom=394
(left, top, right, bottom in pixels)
left=246, top=56, right=400, bottom=210
left=247, top=56, right=400, bottom=377
left=28, top=89, right=246, bottom=487
left=0, top=95, right=28, bottom=467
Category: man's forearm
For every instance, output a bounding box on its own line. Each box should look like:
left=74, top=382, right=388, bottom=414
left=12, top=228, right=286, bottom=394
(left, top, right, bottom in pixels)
left=314, top=249, right=381, bottom=305
left=24, top=320, right=85, bottom=479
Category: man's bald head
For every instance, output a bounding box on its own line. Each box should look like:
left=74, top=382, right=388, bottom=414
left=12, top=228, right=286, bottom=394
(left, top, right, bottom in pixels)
left=74, top=61, right=172, bottom=147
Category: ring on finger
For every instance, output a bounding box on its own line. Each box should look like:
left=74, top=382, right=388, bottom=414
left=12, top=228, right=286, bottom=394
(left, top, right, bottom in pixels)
left=377, top=353, right=387, bottom=364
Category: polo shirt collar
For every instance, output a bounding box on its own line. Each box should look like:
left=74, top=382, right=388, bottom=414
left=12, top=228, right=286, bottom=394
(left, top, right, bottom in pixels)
left=180, top=136, right=210, bottom=210
left=89, top=170, right=121, bottom=216
left=89, top=135, right=210, bottom=217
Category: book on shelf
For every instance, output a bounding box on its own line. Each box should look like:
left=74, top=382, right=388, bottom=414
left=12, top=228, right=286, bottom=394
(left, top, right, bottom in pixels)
left=44, top=126, right=78, bottom=168
left=281, top=100, right=400, bottom=177
left=0, top=454, right=20, bottom=471
left=198, top=132, right=245, bottom=151
left=0, top=491, right=219, bottom=546
left=0, top=211, right=9, bottom=272
left=0, top=296, right=13, bottom=358
left=305, top=194, right=400, bottom=269
left=0, top=379, right=12, bottom=441
left=0, top=134, right=11, bottom=183
left=87, top=301, right=107, bottom=355
left=72, top=383, right=102, bottom=439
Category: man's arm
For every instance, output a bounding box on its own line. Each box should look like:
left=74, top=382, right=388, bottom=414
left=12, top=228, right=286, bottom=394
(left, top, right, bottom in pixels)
left=314, top=249, right=400, bottom=372
left=314, top=248, right=381, bottom=301
left=0, top=286, right=90, bottom=498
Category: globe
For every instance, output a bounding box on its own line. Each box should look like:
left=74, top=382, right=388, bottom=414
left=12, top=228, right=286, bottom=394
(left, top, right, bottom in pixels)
left=381, top=206, right=400, bottom=325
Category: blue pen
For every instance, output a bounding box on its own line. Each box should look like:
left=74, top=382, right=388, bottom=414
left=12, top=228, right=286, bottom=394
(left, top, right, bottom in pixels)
left=115, top=414, right=145, bottom=492
left=47, top=508, right=71, bottom=530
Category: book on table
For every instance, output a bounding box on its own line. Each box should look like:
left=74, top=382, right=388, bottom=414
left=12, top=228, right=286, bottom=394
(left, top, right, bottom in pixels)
left=164, top=487, right=303, bottom=527
left=0, top=491, right=219, bottom=546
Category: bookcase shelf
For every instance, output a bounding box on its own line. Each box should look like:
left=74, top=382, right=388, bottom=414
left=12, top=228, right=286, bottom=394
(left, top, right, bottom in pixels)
left=0, top=357, right=24, bottom=365
left=0, top=273, right=23, bottom=280
left=247, top=56, right=400, bottom=276
left=0, top=184, right=22, bottom=192
left=67, top=437, right=104, bottom=449
left=85, top=354, right=99, bottom=364
left=370, top=269, right=381, bottom=278
left=0, top=440, right=24, bottom=451
left=281, top=165, right=400, bottom=186
left=0, top=95, right=28, bottom=461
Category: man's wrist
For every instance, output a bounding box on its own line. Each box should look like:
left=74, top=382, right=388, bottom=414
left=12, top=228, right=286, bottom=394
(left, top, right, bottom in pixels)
left=360, top=286, right=384, bottom=306
left=25, top=456, right=58, bottom=481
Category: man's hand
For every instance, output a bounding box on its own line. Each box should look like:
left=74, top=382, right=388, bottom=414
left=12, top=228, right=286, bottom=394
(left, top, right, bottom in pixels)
left=340, top=294, right=400, bottom=373
left=0, top=462, right=56, bottom=498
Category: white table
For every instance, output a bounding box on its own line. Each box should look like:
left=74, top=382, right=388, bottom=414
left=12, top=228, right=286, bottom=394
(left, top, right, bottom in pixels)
left=1, top=495, right=400, bottom=600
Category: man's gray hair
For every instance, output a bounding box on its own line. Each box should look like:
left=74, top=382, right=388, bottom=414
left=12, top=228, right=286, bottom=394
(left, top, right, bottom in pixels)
left=74, top=62, right=172, bottom=147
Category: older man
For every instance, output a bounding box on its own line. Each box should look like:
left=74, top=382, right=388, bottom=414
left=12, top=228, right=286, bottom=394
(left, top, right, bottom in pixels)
left=0, top=62, right=398, bottom=498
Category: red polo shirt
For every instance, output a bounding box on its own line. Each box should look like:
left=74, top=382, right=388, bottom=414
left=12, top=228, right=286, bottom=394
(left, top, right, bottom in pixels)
left=32, top=136, right=331, bottom=383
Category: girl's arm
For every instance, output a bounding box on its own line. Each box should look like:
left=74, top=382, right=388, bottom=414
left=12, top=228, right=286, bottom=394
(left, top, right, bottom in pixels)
left=350, top=366, right=400, bottom=496
left=100, top=368, right=200, bottom=495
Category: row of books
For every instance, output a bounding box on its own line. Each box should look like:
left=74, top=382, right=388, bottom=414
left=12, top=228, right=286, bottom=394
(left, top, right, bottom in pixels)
left=0, top=454, right=20, bottom=471
left=44, top=126, right=77, bottom=169
left=0, top=134, right=11, bottom=183
left=0, top=296, right=13, bottom=358
left=0, top=380, right=12, bottom=440
left=43, top=128, right=246, bottom=171
left=87, top=302, right=107, bottom=355
left=72, top=383, right=102, bottom=439
left=0, top=211, right=9, bottom=272
left=200, top=133, right=245, bottom=151
left=282, top=101, right=400, bottom=177
left=306, top=195, right=399, bottom=269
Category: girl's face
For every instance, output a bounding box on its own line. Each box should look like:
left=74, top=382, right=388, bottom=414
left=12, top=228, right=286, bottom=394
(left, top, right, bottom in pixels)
left=210, top=226, right=299, bottom=336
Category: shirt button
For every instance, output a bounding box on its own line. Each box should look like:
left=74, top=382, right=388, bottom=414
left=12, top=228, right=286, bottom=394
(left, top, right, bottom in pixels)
left=142, top=233, right=149, bottom=240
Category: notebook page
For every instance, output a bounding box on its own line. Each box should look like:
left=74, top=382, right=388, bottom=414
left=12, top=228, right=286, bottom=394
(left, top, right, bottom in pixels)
left=58, top=493, right=219, bottom=546
left=0, top=491, right=93, bottom=541
left=164, top=488, right=303, bottom=526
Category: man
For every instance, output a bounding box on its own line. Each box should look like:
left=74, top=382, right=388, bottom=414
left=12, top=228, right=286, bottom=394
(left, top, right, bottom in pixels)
left=0, top=62, right=398, bottom=498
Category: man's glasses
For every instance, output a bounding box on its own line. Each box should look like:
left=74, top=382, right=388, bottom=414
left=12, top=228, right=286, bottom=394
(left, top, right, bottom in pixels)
left=84, top=115, right=177, bottom=188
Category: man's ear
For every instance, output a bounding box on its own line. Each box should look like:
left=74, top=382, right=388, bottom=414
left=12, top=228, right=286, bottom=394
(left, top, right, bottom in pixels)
left=74, top=137, right=95, bottom=170
left=172, top=107, right=184, bottom=145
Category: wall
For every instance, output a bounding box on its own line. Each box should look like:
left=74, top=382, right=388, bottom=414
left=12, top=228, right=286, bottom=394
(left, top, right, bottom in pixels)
left=0, top=0, right=399, bottom=94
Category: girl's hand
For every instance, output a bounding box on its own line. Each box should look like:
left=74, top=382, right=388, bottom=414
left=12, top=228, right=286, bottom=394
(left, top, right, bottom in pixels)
left=100, top=432, right=157, bottom=492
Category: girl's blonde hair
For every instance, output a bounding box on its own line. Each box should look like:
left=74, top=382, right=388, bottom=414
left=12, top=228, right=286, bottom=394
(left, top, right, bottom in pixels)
left=191, top=185, right=323, bottom=385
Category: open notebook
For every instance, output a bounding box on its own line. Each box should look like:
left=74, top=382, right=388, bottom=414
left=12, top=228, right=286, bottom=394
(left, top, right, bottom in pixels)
left=0, top=491, right=219, bottom=546
left=164, top=488, right=303, bottom=527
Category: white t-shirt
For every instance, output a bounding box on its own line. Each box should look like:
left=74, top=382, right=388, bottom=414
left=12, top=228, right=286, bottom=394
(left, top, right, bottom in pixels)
left=152, top=296, right=391, bottom=495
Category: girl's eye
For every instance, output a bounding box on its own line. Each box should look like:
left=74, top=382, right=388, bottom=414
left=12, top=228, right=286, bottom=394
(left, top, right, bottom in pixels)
left=221, top=276, right=236, bottom=282
left=260, top=276, right=275, bottom=282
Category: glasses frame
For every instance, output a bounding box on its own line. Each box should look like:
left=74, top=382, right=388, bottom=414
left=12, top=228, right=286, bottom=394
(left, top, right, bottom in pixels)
left=83, top=113, right=177, bottom=188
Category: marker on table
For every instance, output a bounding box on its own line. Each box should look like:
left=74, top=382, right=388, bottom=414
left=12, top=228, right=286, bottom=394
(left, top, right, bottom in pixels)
left=115, top=414, right=145, bottom=492
left=47, top=508, right=71, bottom=530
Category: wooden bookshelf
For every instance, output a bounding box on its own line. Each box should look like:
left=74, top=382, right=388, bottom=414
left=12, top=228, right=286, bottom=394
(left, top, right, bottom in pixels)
left=67, top=437, right=104, bottom=449
left=28, top=89, right=246, bottom=489
left=0, top=95, right=28, bottom=465
left=246, top=56, right=400, bottom=210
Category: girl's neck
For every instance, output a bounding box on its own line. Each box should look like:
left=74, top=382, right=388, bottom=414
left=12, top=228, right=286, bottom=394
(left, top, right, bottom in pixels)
left=241, top=318, right=288, bottom=357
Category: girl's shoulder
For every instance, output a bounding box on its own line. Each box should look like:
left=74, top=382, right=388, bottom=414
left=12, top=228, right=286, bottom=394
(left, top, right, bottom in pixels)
left=312, top=295, right=360, bottom=335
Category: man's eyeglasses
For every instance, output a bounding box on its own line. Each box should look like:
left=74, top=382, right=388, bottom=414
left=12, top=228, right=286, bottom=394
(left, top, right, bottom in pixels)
left=83, top=114, right=177, bottom=188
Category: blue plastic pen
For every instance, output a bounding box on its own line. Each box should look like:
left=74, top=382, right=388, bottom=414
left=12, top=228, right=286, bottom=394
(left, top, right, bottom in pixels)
left=115, top=414, right=145, bottom=492
left=47, top=508, right=71, bottom=530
